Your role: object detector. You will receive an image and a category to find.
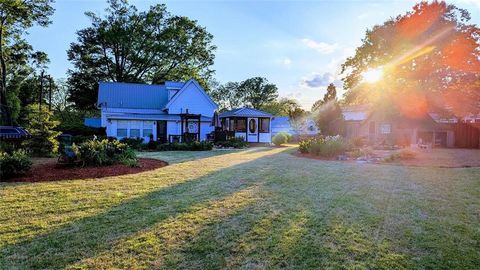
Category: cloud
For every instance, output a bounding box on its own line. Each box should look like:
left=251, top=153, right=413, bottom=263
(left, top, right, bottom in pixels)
left=301, top=72, right=344, bottom=88
left=301, top=38, right=338, bottom=54
left=302, top=72, right=334, bottom=88
left=282, top=57, right=292, bottom=66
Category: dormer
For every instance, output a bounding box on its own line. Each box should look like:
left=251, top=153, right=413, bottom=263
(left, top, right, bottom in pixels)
left=165, top=81, right=185, bottom=101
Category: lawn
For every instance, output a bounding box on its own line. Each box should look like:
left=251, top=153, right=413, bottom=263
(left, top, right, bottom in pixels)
left=1, top=146, right=479, bottom=269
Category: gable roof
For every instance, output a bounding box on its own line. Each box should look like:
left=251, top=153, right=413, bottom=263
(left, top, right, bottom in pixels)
left=97, top=82, right=168, bottom=109
left=219, top=107, right=272, bottom=118
left=163, top=79, right=218, bottom=110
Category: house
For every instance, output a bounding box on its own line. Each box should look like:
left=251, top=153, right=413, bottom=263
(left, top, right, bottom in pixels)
left=97, top=79, right=218, bottom=143
left=342, top=105, right=455, bottom=148
left=271, top=116, right=294, bottom=136
left=271, top=116, right=319, bottom=137
left=219, top=107, right=272, bottom=143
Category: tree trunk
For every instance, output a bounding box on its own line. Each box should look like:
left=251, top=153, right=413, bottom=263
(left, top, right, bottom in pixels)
left=0, top=19, right=12, bottom=125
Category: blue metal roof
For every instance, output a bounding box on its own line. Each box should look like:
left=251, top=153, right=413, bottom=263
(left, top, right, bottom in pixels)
left=84, top=117, right=102, bottom=128
left=219, top=107, right=272, bottom=118
left=97, top=82, right=169, bottom=109
left=165, top=81, right=185, bottom=89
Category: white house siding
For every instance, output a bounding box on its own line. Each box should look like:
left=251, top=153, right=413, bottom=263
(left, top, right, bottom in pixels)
left=107, top=120, right=156, bottom=142
left=167, top=83, right=216, bottom=116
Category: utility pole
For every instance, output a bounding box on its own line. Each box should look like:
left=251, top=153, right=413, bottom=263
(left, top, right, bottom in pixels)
left=48, top=76, right=52, bottom=111
left=39, top=70, right=44, bottom=110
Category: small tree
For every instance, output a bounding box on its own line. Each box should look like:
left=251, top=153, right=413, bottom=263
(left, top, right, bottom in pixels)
left=23, top=104, right=61, bottom=156
left=313, top=101, right=344, bottom=136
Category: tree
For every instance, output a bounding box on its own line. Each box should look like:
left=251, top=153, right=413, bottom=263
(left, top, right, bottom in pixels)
left=311, top=83, right=337, bottom=112
left=23, top=104, right=61, bottom=156
left=261, top=97, right=302, bottom=116
left=208, top=81, right=241, bottom=111
left=313, top=101, right=344, bottom=136
left=341, top=1, right=480, bottom=118
left=67, top=0, right=216, bottom=110
left=237, top=77, right=278, bottom=109
left=209, top=77, right=279, bottom=110
left=0, top=0, right=54, bottom=125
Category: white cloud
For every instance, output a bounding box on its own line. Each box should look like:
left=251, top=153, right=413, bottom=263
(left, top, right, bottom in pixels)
left=282, top=57, right=292, bottom=66
left=301, top=38, right=338, bottom=54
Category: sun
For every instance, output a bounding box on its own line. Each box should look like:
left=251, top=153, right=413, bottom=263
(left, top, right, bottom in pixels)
left=362, top=67, right=383, bottom=83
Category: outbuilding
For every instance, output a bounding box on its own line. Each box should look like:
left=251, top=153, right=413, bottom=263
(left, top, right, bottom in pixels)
left=219, top=107, right=272, bottom=143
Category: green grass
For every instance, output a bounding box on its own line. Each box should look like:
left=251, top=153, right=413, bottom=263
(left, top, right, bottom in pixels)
left=1, top=146, right=479, bottom=269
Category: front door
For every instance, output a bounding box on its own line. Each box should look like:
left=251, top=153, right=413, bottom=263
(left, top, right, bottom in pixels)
left=247, top=118, right=258, bottom=142
left=156, top=121, right=167, bottom=143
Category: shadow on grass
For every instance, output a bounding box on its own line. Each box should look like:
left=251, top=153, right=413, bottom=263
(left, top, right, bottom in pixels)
left=0, top=148, right=290, bottom=269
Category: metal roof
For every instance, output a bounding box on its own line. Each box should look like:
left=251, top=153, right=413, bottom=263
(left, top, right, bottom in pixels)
left=106, top=113, right=212, bottom=122
left=84, top=117, right=102, bottom=128
left=165, top=81, right=185, bottom=89
left=97, top=81, right=169, bottom=109
left=219, top=107, right=272, bottom=118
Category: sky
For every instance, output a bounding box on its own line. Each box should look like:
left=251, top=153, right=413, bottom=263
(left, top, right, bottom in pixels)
left=28, top=0, right=480, bottom=110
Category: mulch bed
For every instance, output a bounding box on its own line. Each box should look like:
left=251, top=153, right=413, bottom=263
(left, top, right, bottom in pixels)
left=4, top=158, right=168, bottom=183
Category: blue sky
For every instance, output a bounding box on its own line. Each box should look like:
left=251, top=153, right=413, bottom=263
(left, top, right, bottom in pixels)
left=28, top=0, right=480, bottom=109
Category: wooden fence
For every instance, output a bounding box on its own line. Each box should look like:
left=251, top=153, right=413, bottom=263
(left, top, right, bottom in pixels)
left=453, top=123, right=480, bottom=148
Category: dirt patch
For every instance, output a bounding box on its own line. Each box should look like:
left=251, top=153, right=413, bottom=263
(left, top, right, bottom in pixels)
left=5, top=158, right=168, bottom=183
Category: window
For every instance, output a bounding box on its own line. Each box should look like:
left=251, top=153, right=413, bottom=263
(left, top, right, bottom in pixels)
left=143, top=121, right=154, bottom=138
left=380, top=123, right=391, bottom=134
left=117, top=129, right=127, bottom=137
left=229, top=119, right=235, bottom=131
left=130, top=121, right=141, bottom=138
left=234, top=118, right=246, bottom=132
left=117, top=120, right=128, bottom=137
left=249, top=119, right=256, bottom=133
left=259, top=118, right=270, bottom=133
left=130, top=129, right=140, bottom=137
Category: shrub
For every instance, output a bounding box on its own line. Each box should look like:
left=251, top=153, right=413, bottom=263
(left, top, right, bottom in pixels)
left=299, top=135, right=350, bottom=157
left=277, top=132, right=293, bottom=143
left=0, top=150, right=32, bottom=179
left=155, top=141, right=213, bottom=151
left=215, top=137, right=247, bottom=149
left=120, top=137, right=144, bottom=150
left=272, top=133, right=288, bottom=146
left=64, top=139, right=137, bottom=167
left=23, top=104, right=61, bottom=157
left=351, top=137, right=365, bottom=147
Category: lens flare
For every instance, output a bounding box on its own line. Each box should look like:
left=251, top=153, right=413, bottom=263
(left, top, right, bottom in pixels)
left=362, top=68, right=383, bottom=83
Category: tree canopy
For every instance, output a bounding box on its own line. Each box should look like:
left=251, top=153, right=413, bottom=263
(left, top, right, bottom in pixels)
left=311, top=83, right=337, bottom=112
left=209, top=77, right=279, bottom=111
left=67, top=0, right=216, bottom=110
left=341, top=1, right=480, bottom=118
left=0, top=0, right=54, bottom=124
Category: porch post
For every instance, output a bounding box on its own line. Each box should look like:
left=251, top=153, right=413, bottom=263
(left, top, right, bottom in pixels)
left=198, top=116, right=201, bottom=141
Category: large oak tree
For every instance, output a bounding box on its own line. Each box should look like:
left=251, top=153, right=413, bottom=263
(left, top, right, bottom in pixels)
left=0, top=0, right=54, bottom=125
left=341, top=1, right=480, bottom=118
left=67, top=0, right=216, bottom=110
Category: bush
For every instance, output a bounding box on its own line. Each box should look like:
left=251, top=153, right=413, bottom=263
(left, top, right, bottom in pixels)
left=23, top=104, right=61, bottom=157
left=272, top=133, right=288, bottom=146
left=120, top=137, right=144, bottom=150
left=215, top=137, right=247, bottom=149
left=277, top=132, right=293, bottom=143
left=351, top=137, right=365, bottom=147
left=57, top=122, right=106, bottom=136
left=384, top=149, right=417, bottom=162
left=0, top=150, right=32, bottom=179
left=299, top=135, right=350, bottom=157
left=155, top=141, right=213, bottom=151
left=64, top=139, right=137, bottom=167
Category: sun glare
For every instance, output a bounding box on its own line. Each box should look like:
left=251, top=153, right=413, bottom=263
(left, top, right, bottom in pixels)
left=362, top=68, right=383, bottom=83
